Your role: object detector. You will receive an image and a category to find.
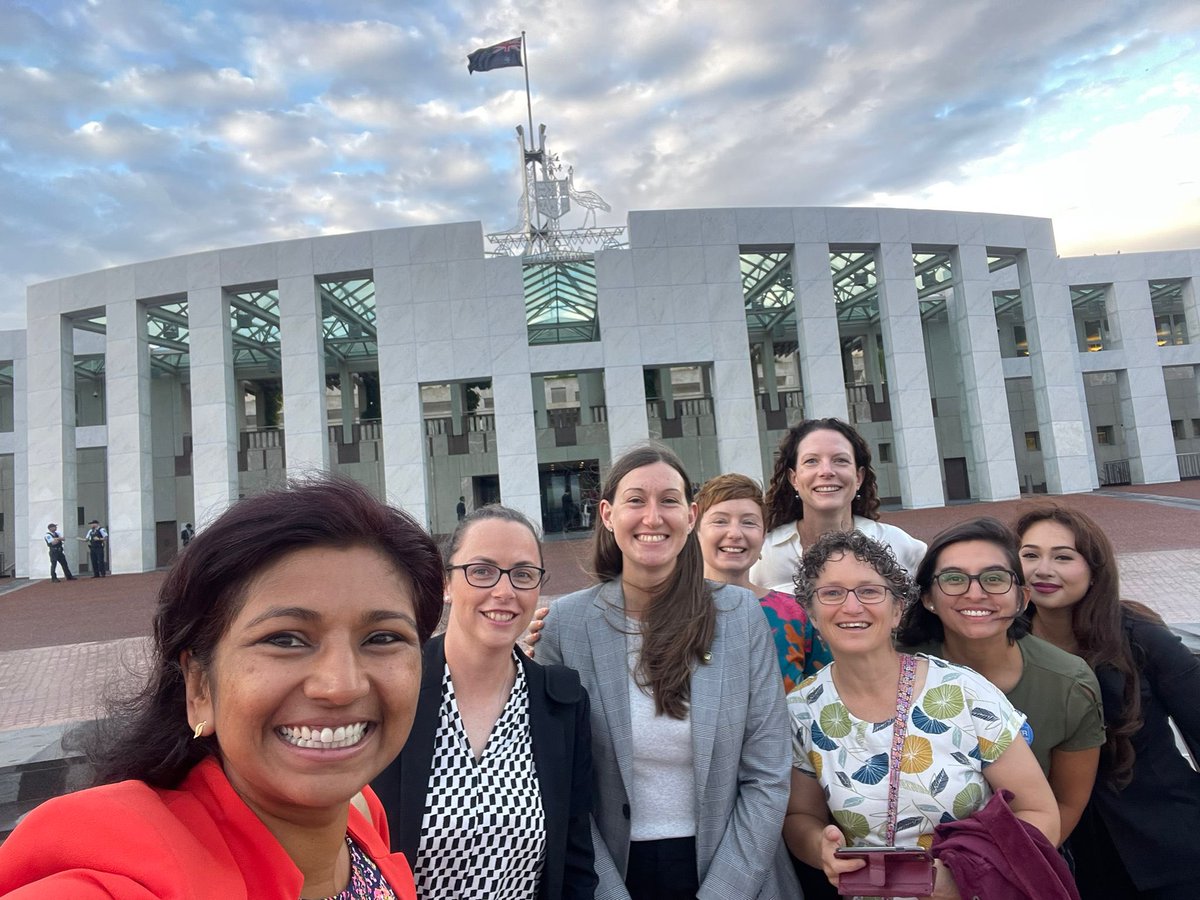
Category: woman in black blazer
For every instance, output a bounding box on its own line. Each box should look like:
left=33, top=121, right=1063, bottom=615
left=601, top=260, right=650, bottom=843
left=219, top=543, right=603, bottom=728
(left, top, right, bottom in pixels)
left=372, top=505, right=596, bottom=900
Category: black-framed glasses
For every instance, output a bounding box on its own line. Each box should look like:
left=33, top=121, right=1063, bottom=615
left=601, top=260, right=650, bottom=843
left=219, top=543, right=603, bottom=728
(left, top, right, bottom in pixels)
left=813, top=584, right=893, bottom=606
left=446, top=563, right=546, bottom=590
left=933, top=569, right=1016, bottom=595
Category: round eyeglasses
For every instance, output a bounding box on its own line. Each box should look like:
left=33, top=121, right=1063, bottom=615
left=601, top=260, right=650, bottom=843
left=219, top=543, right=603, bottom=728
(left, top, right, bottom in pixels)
left=446, top=563, right=546, bottom=590
left=813, top=584, right=893, bottom=606
left=933, top=569, right=1016, bottom=595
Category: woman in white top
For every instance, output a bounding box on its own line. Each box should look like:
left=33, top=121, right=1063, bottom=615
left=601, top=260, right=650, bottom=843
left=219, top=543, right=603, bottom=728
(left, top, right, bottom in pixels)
left=750, top=417, right=925, bottom=592
left=538, top=443, right=799, bottom=900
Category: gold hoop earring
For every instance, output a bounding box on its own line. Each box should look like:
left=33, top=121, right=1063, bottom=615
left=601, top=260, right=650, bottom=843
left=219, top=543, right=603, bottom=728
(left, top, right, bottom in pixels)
left=193, top=721, right=207, bottom=740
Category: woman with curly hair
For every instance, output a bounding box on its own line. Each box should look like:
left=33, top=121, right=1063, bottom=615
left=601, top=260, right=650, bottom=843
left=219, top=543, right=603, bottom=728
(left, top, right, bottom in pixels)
left=1016, top=506, right=1200, bottom=898
left=785, top=531, right=1060, bottom=897
left=751, top=418, right=925, bottom=592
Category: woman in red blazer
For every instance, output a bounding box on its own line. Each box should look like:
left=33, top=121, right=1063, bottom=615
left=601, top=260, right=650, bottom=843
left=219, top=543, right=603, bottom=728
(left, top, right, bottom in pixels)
left=0, top=477, right=445, bottom=899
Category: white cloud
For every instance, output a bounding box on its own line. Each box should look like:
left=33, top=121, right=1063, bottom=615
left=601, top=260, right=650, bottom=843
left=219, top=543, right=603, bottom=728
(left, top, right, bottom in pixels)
left=0, top=0, right=1198, bottom=329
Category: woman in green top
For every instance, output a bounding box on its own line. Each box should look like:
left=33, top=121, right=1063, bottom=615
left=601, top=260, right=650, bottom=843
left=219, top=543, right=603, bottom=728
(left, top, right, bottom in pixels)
left=896, top=516, right=1105, bottom=844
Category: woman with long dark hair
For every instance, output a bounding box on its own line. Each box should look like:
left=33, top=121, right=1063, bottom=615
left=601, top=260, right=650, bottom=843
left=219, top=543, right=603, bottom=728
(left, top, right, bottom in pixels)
left=1016, top=506, right=1200, bottom=898
left=372, top=505, right=596, bottom=899
left=896, top=516, right=1105, bottom=845
left=537, top=444, right=798, bottom=900
left=751, top=417, right=925, bottom=592
left=0, top=477, right=445, bottom=898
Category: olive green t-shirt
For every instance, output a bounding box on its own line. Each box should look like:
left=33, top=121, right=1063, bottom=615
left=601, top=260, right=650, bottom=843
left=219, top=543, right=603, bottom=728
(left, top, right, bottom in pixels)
left=911, top=634, right=1105, bottom=775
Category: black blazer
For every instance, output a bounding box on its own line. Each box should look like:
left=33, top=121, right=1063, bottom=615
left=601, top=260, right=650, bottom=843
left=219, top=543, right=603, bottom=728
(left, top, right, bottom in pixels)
left=372, top=634, right=597, bottom=900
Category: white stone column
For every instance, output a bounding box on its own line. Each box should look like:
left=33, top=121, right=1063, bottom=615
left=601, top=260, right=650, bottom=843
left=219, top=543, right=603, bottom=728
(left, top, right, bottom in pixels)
left=1108, top=280, right=1178, bottom=483
left=875, top=242, right=944, bottom=508
left=25, top=286, right=77, bottom=578
left=603, top=365, right=650, bottom=460
left=279, top=275, right=329, bottom=474
left=375, top=265, right=427, bottom=524
left=187, top=286, right=239, bottom=526
left=105, top=299, right=155, bottom=572
left=792, top=243, right=848, bottom=419
left=712, top=357, right=762, bottom=477
left=492, top=372, right=541, bottom=526
left=951, top=245, right=1021, bottom=500
left=10, top=335, right=29, bottom=577
left=1017, top=250, right=1094, bottom=493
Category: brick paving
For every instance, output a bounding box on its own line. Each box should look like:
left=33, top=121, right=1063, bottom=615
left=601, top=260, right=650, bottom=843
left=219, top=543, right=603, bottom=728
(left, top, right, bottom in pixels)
left=1, top=485, right=1197, bottom=740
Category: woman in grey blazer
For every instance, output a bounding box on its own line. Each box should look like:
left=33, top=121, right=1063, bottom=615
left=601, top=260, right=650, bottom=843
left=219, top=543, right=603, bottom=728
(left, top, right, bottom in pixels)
left=538, top=444, right=800, bottom=900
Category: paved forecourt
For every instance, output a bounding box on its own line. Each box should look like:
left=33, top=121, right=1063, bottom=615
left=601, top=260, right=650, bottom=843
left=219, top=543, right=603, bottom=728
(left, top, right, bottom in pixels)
left=2, top=484, right=1199, bottom=756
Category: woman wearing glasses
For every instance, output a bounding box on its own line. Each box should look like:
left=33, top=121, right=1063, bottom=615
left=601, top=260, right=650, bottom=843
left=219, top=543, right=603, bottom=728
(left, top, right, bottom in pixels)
left=372, top=505, right=597, bottom=900
left=785, top=530, right=1059, bottom=896
left=896, top=517, right=1104, bottom=845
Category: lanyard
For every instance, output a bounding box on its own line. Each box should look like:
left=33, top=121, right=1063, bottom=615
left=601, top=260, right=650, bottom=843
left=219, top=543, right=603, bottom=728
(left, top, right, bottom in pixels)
left=884, top=654, right=918, bottom=845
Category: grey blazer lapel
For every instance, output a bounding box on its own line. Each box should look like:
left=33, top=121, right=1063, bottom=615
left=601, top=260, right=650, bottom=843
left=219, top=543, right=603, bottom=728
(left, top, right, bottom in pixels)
left=588, top=581, right=635, bottom=796
left=689, top=585, right=725, bottom=797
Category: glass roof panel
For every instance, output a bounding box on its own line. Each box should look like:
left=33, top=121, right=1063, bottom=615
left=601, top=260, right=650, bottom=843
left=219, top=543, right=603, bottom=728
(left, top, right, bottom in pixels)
left=319, top=276, right=378, bottom=364
left=524, top=260, right=599, bottom=345
left=230, top=287, right=281, bottom=368
left=830, top=250, right=879, bottom=325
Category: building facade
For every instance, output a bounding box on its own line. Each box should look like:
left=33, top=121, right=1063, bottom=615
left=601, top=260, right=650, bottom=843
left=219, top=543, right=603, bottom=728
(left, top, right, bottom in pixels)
left=3, top=206, right=1198, bottom=578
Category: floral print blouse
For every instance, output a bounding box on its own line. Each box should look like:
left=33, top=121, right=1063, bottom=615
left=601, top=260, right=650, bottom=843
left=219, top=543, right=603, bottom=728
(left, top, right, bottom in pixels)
left=788, top=654, right=1026, bottom=849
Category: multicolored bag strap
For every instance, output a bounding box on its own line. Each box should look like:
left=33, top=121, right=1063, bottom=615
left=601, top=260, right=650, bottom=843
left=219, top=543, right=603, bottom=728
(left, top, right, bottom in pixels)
left=884, top=653, right=918, bottom=845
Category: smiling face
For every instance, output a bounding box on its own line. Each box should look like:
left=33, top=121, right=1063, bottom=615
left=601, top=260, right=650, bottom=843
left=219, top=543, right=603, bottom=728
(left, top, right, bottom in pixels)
left=808, top=551, right=901, bottom=657
left=183, top=544, right=421, bottom=823
left=445, top=517, right=542, bottom=652
left=788, top=428, right=865, bottom=516
left=1019, top=520, right=1092, bottom=614
left=925, top=540, right=1027, bottom=645
left=698, top=498, right=765, bottom=583
left=599, top=461, right=697, bottom=586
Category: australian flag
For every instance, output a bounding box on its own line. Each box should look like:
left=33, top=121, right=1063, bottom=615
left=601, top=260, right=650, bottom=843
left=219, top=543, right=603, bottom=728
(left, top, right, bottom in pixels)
left=467, top=37, right=523, bottom=73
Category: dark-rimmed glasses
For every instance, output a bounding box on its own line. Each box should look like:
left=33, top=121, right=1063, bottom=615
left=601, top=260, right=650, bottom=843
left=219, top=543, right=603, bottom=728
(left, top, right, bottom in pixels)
left=933, top=569, right=1016, bottom=595
left=813, top=584, right=893, bottom=606
left=446, top=563, right=546, bottom=590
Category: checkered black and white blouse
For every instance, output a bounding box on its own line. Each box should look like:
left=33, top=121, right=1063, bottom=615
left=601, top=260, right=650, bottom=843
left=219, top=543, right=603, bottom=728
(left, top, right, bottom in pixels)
left=414, top=654, right=547, bottom=900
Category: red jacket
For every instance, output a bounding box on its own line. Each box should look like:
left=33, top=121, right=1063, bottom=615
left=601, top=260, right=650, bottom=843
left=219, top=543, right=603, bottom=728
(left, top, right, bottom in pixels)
left=931, top=789, right=1079, bottom=900
left=0, top=757, right=416, bottom=899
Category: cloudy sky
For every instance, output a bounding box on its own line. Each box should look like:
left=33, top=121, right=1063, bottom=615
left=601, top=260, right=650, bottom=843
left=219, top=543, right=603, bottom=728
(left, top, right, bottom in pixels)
left=1, top=0, right=1198, bottom=329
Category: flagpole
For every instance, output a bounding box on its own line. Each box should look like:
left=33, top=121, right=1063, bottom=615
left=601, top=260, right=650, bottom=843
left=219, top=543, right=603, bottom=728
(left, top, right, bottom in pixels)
left=521, top=30, right=543, bottom=244
left=522, top=31, right=535, bottom=151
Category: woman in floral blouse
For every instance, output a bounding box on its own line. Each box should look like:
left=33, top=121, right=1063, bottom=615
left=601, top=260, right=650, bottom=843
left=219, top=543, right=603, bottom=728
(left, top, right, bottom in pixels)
left=782, top=531, right=1058, bottom=896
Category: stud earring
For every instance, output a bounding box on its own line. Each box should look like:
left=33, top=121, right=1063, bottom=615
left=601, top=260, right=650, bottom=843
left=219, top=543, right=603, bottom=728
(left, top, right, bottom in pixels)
left=193, top=721, right=207, bottom=740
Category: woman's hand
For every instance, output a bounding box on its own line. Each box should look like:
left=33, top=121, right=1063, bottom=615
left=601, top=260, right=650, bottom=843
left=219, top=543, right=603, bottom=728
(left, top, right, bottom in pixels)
left=918, top=859, right=961, bottom=900
left=519, top=606, right=549, bottom=658
left=818, top=825, right=865, bottom=886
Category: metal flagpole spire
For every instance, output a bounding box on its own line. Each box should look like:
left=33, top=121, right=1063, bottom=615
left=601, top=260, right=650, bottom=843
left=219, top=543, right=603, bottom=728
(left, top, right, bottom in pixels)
left=521, top=31, right=544, bottom=240
left=522, top=31, right=535, bottom=149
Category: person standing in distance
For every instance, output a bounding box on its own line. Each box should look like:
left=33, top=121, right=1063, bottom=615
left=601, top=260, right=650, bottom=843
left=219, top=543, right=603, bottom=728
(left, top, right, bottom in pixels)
left=180, top=523, right=194, bottom=548
left=44, top=523, right=76, bottom=582
left=85, top=519, right=109, bottom=577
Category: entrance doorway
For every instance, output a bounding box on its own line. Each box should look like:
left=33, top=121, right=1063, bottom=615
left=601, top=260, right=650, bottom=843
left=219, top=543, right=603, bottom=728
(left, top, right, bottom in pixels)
left=539, top=460, right=600, bottom=535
